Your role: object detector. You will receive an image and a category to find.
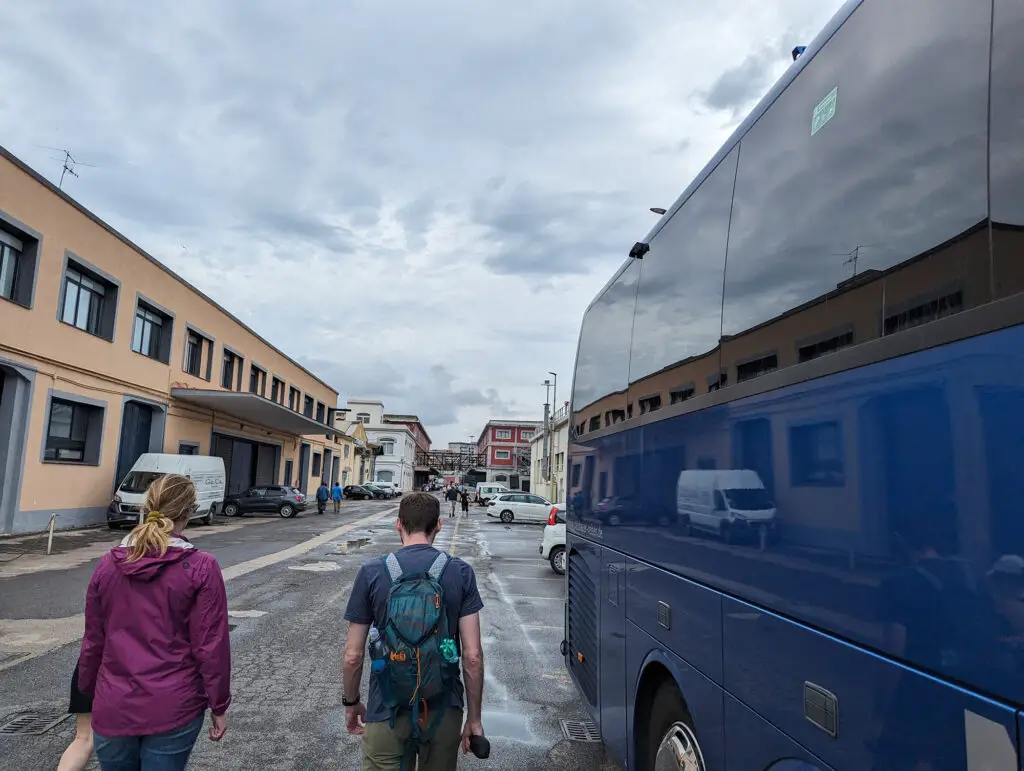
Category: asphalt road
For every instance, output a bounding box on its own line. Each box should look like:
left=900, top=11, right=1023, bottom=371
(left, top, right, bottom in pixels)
left=0, top=499, right=619, bottom=769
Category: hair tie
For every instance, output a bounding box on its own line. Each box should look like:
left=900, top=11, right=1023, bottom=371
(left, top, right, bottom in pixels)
left=145, top=510, right=165, bottom=524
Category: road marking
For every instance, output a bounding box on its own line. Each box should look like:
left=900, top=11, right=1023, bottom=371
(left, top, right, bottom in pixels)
left=447, top=512, right=463, bottom=556
left=288, top=561, right=341, bottom=572
left=228, top=610, right=267, bottom=619
left=0, top=507, right=397, bottom=673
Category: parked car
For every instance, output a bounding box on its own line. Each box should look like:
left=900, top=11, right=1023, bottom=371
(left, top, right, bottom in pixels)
left=539, top=503, right=566, bottom=574
left=108, top=453, right=226, bottom=529
left=222, top=485, right=306, bottom=518
left=475, top=482, right=510, bottom=505
left=343, top=485, right=376, bottom=500
left=372, top=481, right=400, bottom=497
left=486, top=492, right=552, bottom=524
left=362, top=484, right=390, bottom=500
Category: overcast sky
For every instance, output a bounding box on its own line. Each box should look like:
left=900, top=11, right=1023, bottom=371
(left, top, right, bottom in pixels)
left=0, top=0, right=844, bottom=445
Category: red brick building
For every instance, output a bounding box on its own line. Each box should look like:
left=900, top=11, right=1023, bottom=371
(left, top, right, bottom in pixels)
left=475, top=419, right=542, bottom=491
left=383, top=413, right=431, bottom=454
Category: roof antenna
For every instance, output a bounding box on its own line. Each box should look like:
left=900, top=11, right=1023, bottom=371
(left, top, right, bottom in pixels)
left=36, top=145, right=98, bottom=190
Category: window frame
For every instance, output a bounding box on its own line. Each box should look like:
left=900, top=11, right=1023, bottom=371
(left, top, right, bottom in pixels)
left=271, top=376, right=285, bottom=404
left=249, top=362, right=267, bottom=397
left=312, top=451, right=323, bottom=478
left=58, top=252, right=120, bottom=342
left=221, top=347, right=244, bottom=390
left=0, top=211, right=41, bottom=309
left=41, top=390, right=106, bottom=466
left=289, top=387, right=301, bottom=411
left=495, top=449, right=511, bottom=460
left=303, top=395, right=315, bottom=418
left=182, top=324, right=214, bottom=381
left=495, top=429, right=512, bottom=440
left=130, top=294, right=174, bottom=364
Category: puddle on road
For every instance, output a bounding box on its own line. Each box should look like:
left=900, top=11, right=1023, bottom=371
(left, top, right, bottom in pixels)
left=481, top=710, right=535, bottom=743
left=289, top=561, right=341, bottom=572
left=325, top=537, right=373, bottom=555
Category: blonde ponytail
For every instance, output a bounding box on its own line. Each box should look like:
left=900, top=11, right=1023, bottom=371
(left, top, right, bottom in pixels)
left=124, top=473, right=197, bottom=563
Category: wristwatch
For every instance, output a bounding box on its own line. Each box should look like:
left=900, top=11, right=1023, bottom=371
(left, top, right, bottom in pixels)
left=342, top=694, right=361, bottom=707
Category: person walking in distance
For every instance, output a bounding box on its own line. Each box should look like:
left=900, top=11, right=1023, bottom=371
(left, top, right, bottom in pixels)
left=343, top=492, right=486, bottom=770
left=445, top=485, right=458, bottom=518
left=459, top=488, right=469, bottom=517
left=316, top=479, right=330, bottom=515
left=332, top=480, right=343, bottom=513
left=78, top=474, right=231, bottom=771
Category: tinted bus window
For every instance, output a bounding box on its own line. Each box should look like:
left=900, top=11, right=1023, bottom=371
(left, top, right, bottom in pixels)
left=991, top=0, right=1024, bottom=302
left=721, top=0, right=990, bottom=382
left=627, top=147, right=737, bottom=407
left=571, top=262, right=639, bottom=434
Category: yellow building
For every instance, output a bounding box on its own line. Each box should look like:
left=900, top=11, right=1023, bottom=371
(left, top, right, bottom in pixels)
left=0, top=145, right=342, bottom=534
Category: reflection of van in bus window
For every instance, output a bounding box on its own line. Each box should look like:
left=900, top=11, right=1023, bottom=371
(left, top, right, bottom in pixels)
left=675, top=469, right=775, bottom=543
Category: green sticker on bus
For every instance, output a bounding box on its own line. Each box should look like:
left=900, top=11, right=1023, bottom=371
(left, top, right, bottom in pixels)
left=812, top=86, right=838, bottom=136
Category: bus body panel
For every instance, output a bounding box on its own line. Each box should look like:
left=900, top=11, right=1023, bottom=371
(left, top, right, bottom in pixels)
left=599, top=549, right=629, bottom=763
left=566, top=0, right=1024, bottom=766
left=625, top=630, right=726, bottom=771
left=723, top=695, right=829, bottom=771
left=624, top=556, right=723, bottom=685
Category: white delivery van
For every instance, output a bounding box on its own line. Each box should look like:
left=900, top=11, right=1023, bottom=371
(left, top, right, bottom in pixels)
left=107, top=453, right=227, bottom=529
left=475, top=482, right=510, bottom=504
left=676, top=469, right=776, bottom=545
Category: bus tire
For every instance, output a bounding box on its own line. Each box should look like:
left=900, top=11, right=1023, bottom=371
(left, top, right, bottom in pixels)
left=646, top=682, right=705, bottom=771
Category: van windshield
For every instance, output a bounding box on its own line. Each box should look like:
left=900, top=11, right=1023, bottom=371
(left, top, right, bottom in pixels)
left=119, top=471, right=166, bottom=494
left=724, top=487, right=773, bottom=511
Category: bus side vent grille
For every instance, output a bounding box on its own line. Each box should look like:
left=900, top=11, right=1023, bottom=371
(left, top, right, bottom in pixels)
left=567, top=551, right=598, bottom=706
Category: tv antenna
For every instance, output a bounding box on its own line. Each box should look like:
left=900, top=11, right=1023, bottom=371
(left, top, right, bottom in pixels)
left=832, top=244, right=879, bottom=278
left=35, top=146, right=98, bottom=190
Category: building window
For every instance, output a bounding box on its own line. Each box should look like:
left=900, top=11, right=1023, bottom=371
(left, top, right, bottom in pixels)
left=356, top=412, right=370, bottom=424
left=271, top=377, right=284, bottom=404
left=0, top=232, right=22, bottom=304
left=798, top=330, right=854, bottom=363
left=44, top=396, right=103, bottom=464
left=249, top=365, right=266, bottom=396
left=312, top=452, right=322, bottom=478
left=670, top=385, right=695, bottom=405
left=303, top=396, right=315, bottom=418
left=588, top=416, right=601, bottom=432
left=60, top=260, right=117, bottom=340
left=495, top=449, right=511, bottom=460
left=380, top=439, right=395, bottom=455
left=0, top=222, right=38, bottom=308
left=521, top=430, right=534, bottom=440
left=639, top=395, right=662, bottom=415
left=131, top=302, right=172, bottom=363
left=184, top=331, right=203, bottom=377
left=707, top=373, right=727, bottom=392
left=289, top=387, right=301, bottom=411
left=883, top=289, right=964, bottom=336
left=495, top=429, right=512, bottom=439
left=343, top=445, right=350, bottom=458
left=736, top=354, right=778, bottom=384
left=790, top=421, right=845, bottom=487
left=222, top=350, right=242, bottom=390
left=178, top=442, right=199, bottom=456
left=316, top=402, right=326, bottom=423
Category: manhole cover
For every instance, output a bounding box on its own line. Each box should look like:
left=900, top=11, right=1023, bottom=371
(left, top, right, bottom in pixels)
left=0, top=709, right=71, bottom=736
left=559, top=718, right=601, bottom=743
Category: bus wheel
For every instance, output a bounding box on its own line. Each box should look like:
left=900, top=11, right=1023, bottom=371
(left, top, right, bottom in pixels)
left=647, top=683, right=705, bottom=771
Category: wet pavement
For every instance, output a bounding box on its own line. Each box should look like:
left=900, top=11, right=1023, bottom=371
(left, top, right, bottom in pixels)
left=0, top=498, right=619, bottom=769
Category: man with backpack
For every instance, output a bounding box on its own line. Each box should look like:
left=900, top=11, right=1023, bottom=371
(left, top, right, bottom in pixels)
left=342, top=492, right=485, bottom=770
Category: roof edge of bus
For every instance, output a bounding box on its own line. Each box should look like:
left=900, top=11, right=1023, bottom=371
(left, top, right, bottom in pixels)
left=640, top=0, right=863, bottom=248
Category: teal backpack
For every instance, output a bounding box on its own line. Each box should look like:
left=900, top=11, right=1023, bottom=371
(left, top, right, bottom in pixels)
left=378, top=551, right=461, bottom=750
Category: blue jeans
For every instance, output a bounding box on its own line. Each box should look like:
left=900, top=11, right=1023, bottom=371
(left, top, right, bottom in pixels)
left=94, top=713, right=204, bottom=771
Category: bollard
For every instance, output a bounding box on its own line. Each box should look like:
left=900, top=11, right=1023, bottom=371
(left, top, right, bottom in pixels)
left=46, top=513, right=57, bottom=555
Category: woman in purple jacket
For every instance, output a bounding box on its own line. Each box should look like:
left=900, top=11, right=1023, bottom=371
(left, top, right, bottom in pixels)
left=78, top=473, right=231, bottom=770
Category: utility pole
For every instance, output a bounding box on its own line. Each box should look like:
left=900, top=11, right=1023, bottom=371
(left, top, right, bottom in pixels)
left=542, top=380, right=552, bottom=494
left=547, top=372, right=557, bottom=500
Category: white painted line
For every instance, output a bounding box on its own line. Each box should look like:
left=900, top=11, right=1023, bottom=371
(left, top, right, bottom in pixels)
left=502, top=595, right=564, bottom=601
left=288, top=561, right=341, bottom=572
left=500, top=575, right=562, bottom=581
left=228, top=610, right=268, bottom=619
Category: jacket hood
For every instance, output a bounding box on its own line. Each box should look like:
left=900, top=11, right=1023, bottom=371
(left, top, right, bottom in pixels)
left=112, top=536, right=195, bottom=581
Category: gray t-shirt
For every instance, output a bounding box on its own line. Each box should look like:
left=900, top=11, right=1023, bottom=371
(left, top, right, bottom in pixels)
left=343, top=544, right=484, bottom=722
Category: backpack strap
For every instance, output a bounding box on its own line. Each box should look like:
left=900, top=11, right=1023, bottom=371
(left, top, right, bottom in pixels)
left=427, top=551, right=450, bottom=581
left=383, top=553, right=403, bottom=585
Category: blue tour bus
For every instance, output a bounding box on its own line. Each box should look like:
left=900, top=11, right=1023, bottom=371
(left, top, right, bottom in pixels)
left=563, top=1, right=1024, bottom=769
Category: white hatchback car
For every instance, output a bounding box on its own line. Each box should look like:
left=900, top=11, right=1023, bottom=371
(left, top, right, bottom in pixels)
left=540, top=503, right=566, bottom=574
left=486, top=492, right=552, bottom=523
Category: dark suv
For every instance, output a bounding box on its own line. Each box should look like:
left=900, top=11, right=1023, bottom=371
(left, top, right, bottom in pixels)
left=223, top=486, right=306, bottom=518
left=343, top=485, right=376, bottom=500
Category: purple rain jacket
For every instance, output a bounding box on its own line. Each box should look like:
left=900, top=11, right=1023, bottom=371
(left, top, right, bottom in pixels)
left=78, top=535, right=232, bottom=737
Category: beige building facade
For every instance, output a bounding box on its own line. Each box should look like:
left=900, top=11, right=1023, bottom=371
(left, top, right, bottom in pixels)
left=0, top=146, right=341, bottom=534
left=531, top=403, right=569, bottom=504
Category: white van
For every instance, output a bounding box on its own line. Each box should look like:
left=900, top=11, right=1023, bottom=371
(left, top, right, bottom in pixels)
left=475, top=482, right=510, bottom=504
left=107, top=453, right=227, bottom=529
left=676, top=469, right=776, bottom=544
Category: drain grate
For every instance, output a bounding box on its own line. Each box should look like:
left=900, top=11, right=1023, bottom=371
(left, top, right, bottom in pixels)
left=0, top=709, right=72, bottom=736
left=560, top=718, right=601, bottom=743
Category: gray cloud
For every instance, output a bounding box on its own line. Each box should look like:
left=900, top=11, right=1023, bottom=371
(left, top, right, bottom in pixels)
left=0, top=0, right=846, bottom=444
left=699, top=44, right=784, bottom=115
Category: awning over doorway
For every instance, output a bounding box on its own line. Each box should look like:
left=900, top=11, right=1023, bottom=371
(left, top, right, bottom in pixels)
left=170, top=388, right=336, bottom=438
